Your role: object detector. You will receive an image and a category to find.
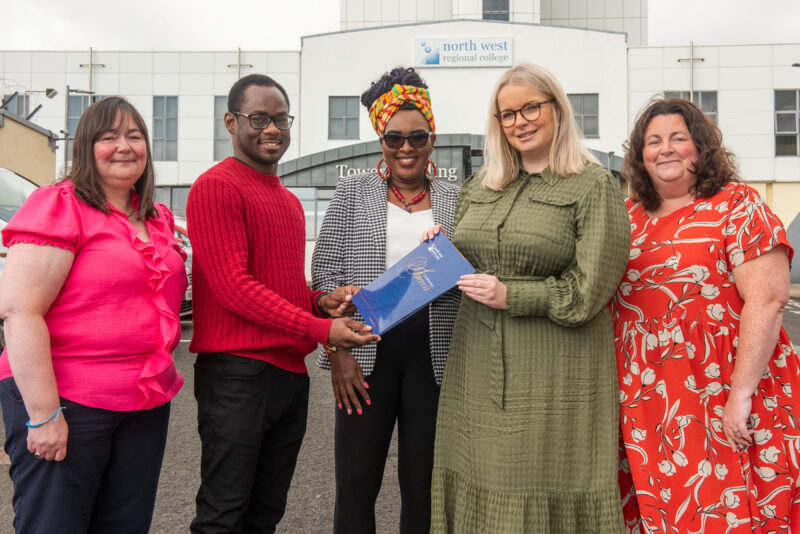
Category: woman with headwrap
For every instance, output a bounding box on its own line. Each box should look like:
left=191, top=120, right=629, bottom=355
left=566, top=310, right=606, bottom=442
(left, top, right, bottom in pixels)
left=311, top=66, right=460, bottom=534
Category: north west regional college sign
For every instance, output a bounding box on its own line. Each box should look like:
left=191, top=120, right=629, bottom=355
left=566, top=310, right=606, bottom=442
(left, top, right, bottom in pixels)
left=414, top=37, right=513, bottom=67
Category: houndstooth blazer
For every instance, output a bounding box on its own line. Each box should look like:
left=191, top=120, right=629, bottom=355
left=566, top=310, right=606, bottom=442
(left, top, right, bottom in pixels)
left=311, top=172, right=461, bottom=385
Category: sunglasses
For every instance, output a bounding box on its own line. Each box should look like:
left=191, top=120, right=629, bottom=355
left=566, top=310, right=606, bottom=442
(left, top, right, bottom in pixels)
left=381, top=131, right=432, bottom=149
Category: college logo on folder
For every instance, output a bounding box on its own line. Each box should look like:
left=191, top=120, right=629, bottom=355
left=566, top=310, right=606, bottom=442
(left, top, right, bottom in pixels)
left=352, top=232, right=475, bottom=335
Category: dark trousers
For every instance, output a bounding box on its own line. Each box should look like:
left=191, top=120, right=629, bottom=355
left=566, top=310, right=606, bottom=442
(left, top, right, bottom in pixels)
left=191, top=352, right=310, bottom=534
left=333, top=309, right=440, bottom=534
left=0, top=377, right=170, bottom=534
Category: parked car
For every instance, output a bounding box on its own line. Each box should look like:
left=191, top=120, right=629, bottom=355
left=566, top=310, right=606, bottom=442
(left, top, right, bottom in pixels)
left=0, top=173, right=193, bottom=351
left=173, top=216, right=192, bottom=317
left=0, top=168, right=40, bottom=348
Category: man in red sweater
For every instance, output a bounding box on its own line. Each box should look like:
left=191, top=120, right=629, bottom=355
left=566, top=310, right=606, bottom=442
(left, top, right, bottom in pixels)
left=187, top=74, right=379, bottom=534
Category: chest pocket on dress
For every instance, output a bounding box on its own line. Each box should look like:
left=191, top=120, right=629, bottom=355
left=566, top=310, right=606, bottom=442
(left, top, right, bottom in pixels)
left=458, top=192, right=502, bottom=231
left=454, top=193, right=503, bottom=274
left=516, top=191, right=576, bottom=245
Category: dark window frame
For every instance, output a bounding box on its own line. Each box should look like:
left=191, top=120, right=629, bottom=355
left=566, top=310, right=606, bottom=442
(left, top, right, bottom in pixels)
left=567, top=93, right=600, bottom=139
left=664, top=90, right=718, bottom=124
left=483, top=0, right=510, bottom=20
left=213, top=95, right=233, bottom=161
left=775, top=89, right=799, bottom=157
left=286, top=187, right=335, bottom=240
left=328, top=96, right=360, bottom=140
left=153, top=95, right=178, bottom=161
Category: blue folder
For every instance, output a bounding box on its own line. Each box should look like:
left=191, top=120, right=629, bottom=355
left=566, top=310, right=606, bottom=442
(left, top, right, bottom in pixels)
left=352, top=232, right=475, bottom=335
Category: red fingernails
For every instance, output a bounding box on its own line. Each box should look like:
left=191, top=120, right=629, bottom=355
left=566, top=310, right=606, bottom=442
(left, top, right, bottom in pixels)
left=357, top=409, right=363, bottom=415
left=364, top=382, right=370, bottom=389
left=337, top=403, right=342, bottom=410
left=366, top=400, right=371, bottom=406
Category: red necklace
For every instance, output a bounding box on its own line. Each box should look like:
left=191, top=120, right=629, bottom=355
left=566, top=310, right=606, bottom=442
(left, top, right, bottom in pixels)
left=388, top=179, right=428, bottom=213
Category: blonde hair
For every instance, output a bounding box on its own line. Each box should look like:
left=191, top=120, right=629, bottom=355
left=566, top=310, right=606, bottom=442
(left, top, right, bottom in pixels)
left=481, top=63, right=599, bottom=191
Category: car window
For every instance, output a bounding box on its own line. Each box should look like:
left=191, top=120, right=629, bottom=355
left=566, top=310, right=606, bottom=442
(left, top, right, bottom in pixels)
left=0, top=169, right=38, bottom=223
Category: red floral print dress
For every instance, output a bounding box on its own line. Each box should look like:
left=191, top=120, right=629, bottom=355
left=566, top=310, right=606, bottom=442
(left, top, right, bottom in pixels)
left=613, top=183, right=800, bottom=533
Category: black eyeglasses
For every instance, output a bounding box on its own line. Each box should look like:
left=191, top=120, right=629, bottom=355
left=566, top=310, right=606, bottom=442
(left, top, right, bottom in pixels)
left=495, top=99, right=555, bottom=127
left=381, top=131, right=432, bottom=149
left=232, top=112, right=294, bottom=130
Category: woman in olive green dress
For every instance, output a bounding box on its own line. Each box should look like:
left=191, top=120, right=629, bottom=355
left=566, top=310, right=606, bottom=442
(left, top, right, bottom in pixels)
left=425, top=63, right=630, bottom=533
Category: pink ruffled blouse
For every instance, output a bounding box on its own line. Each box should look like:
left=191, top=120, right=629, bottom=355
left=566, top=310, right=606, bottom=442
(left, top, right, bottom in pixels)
left=0, top=181, right=187, bottom=411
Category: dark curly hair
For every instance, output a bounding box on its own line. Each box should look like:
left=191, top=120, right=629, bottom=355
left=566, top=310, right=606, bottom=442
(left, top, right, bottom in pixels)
left=360, top=67, right=428, bottom=111
left=623, top=98, right=738, bottom=211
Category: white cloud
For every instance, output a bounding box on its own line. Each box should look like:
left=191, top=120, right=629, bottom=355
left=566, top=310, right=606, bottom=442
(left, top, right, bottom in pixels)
left=648, top=0, right=800, bottom=46
left=2, top=0, right=799, bottom=51
left=1, top=0, right=340, bottom=50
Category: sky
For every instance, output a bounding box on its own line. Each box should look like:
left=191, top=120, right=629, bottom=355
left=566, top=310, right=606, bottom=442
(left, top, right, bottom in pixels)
left=0, top=0, right=798, bottom=50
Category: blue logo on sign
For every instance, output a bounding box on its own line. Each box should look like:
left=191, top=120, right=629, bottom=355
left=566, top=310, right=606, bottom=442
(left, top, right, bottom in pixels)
left=420, top=41, right=440, bottom=65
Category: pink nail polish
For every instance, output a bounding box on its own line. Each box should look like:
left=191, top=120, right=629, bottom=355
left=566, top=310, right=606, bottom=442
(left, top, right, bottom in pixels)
left=357, top=408, right=363, bottom=415
left=337, top=403, right=342, bottom=410
left=347, top=409, right=352, bottom=415
left=364, top=382, right=370, bottom=389
left=366, top=400, right=371, bottom=406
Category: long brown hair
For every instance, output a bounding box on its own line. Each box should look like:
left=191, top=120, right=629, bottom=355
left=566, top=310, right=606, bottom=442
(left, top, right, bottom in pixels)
left=68, top=96, right=156, bottom=218
left=623, top=98, right=737, bottom=211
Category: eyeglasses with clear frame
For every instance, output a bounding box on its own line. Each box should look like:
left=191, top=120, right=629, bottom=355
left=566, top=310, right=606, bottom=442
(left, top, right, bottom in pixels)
left=232, top=112, right=294, bottom=130
left=381, top=131, right=432, bottom=149
left=495, top=98, right=556, bottom=127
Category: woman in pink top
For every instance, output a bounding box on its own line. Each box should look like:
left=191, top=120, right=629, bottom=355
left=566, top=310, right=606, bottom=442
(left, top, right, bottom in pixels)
left=0, top=96, right=187, bottom=533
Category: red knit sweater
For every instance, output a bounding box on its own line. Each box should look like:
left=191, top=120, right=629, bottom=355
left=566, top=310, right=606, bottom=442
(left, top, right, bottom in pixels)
left=186, top=157, right=332, bottom=373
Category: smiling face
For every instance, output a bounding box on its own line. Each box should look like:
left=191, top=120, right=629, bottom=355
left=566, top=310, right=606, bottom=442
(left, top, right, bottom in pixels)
left=93, top=111, right=147, bottom=195
left=226, top=84, right=291, bottom=175
left=496, top=83, right=555, bottom=170
left=381, top=108, right=435, bottom=186
left=642, top=113, right=699, bottom=195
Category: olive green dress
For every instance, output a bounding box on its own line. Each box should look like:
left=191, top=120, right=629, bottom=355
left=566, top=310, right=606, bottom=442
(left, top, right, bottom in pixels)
left=430, top=164, right=630, bottom=533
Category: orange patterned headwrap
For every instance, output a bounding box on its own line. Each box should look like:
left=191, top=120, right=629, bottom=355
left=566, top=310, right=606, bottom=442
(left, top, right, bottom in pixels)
left=368, top=84, right=436, bottom=136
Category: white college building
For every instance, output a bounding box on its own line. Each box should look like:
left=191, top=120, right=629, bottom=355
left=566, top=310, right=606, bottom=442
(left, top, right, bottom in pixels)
left=2, top=0, right=800, bottom=277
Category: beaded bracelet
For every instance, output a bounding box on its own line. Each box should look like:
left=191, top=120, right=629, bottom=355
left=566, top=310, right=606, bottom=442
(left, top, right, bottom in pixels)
left=26, top=406, right=66, bottom=428
left=325, top=344, right=342, bottom=357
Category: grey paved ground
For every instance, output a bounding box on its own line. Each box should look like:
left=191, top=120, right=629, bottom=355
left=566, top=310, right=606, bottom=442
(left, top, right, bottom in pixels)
left=0, top=323, right=402, bottom=533
left=4, top=300, right=800, bottom=533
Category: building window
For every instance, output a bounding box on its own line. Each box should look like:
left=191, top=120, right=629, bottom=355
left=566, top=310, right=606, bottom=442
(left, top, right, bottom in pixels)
left=66, top=94, right=104, bottom=162
left=1, top=93, right=27, bottom=116
left=286, top=187, right=334, bottom=239
left=664, top=91, right=718, bottom=123
left=328, top=97, right=359, bottom=140
left=153, top=96, right=178, bottom=161
left=155, top=186, right=190, bottom=219
left=483, top=0, right=509, bottom=20
left=214, top=96, right=233, bottom=161
left=775, top=90, right=799, bottom=156
left=567, top=94, right=599, bottom=138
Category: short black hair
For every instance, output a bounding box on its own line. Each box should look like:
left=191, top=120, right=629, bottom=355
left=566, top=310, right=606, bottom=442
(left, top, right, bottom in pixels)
left=360, top=67, right=428, bottom=110
left=228, top=74, right=290, bottom=113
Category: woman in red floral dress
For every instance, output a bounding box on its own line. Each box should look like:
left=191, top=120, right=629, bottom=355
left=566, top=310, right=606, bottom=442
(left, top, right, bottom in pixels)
left=613, top=98, right=800, bottom=533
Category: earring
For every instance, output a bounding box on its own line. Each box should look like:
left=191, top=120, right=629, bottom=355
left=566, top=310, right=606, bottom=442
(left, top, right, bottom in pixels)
left=425, top=159, right=437, bottom=180
left=377, top=158, right=391, bottom=181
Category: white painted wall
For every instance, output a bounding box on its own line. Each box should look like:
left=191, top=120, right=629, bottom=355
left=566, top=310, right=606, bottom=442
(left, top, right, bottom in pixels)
left=540, top=0, right=647, bottom=45
left=339, top=0, right=544, bottom=29
left=628, top=43, right=800, bottom=185
left=340, top=0, right=453, bottom=30
left=3, top=35, right=799, bottom=218
left=299, top=20, right=629, bottom=157
left=0, top=50, right=301, bottom=185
